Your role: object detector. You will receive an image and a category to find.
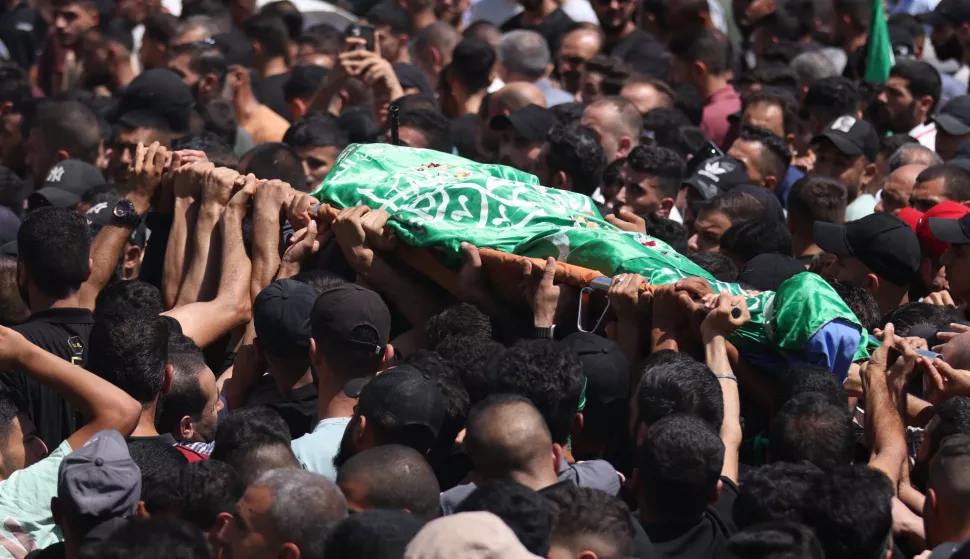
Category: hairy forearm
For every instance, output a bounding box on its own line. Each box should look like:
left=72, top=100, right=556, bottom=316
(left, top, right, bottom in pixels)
left=250, top=212, right=282, bottom=303
left=176, top=206, right=220, bottom=306
left=705, top=333, right=741, bottom=483
left=164, top=198, right=197, bottom=309
left=79, top=224, right=136, bottom=311
left=865, top=367, right=908, bottom=489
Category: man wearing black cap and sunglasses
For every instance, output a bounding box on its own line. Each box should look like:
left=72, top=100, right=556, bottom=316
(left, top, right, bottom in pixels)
left=811, top=115, right=880, bottom=221
left=291, top=283, right=394, bottom=481
left=814, top=213, right=922, bottom=314
left=929, top=212, right=970, bottom=317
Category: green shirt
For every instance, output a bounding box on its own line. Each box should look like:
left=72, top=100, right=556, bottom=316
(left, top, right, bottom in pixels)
left=0, top=440, right=72, bottom=558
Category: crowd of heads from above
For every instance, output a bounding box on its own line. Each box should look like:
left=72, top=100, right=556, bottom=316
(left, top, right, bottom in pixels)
left=8, top=0, right=970, bottom=557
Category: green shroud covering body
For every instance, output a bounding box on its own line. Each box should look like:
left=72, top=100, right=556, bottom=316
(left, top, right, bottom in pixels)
left=310, top=144, right=868, bottom=360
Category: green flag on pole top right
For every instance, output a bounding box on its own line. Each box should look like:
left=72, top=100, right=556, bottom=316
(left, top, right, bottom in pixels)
left=865, top=0, right=895, bottom=82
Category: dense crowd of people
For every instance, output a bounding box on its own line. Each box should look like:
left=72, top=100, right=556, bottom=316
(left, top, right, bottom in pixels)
left=3, top=0, right=970, bottom=555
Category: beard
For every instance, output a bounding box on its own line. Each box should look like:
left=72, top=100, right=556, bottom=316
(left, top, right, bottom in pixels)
left=935, top=34, right=964, bottom=62
left=194, top=417, right=218, bottom=443
left=560, top=70, right=582, bottom=93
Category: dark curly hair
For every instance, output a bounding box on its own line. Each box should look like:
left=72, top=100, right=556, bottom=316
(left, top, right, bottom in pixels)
left=625, top=145, right=686, bottom=199
left=424, top=303, right=492, bottom=348
left=435, top=335, right=505, bottom=405
left=484, top=340, right=584, bottom=444
left=803, top=77, right=861, bottom=128
left=736, top=125, right=792, bottom=180
left=456, top=480, right=552, bottom=556
left=770, top=393, right=854, bottom=468
left=804, top=464, right=893, bottom=559
left=735, top=462, right=823, bottom=529
left=396, top=107, right=451, bottom=153
left=544, top=125, right=606, bottom=196
left=728, top=521, right=825, bottom=559
left=746, top=88, right=800, bottom=136
left=546, top=485, right=635, bottom=557
left=283, top=112, right=349, bottom=150
left=636, top=352, right=723, bottom=431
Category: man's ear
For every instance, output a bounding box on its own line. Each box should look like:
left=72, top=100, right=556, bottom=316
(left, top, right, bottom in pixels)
left=763, top=175, right=778, bottom=192
left=381, top=344, right=394, bottom=369
left=551, top=442, right=564, bottom=473
left=56, top=149, right=71, bottom=162
left=210, top=512, right=233, bottom=548
left=1, top=101, right=13, bottom=117
left=918, top=94, right=935, bottom=115
left=289, top=98, right=307, bottom=121
left=865, top=272, right=880, bottom=296
left=710, top=479, right=724, bottom=504
left=552, top=170, right=569, bottom=191
left=692, top=60, right=707, bottom=79
left=161, top=364, right=174, bottom=395
left=616, top=136, right=633, bottom=159
left=571, top=412, right=584, bottom=440
left=200, top=73, right=220, bottom=98
left=179, top=415, right=194, bottom=440
left=135, top=501, right=150, bottom=519
left=660, top=197, right=675, bottom=218
left=280, top=542, right=301, bottom=559
left=862, top=162, right=877, bottom=186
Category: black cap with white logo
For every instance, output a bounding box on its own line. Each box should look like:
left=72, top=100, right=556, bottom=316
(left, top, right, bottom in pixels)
left=812, top=115, right=880, bottom=162
left=814, top=213, right=921, bottom=287
left=682, top=156, right=750, bottom=200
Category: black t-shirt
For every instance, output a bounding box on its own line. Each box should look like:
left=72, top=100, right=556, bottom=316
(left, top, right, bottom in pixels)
left=0, top=2, right=46, bottom=70
left=605, top=29, right=670, bottom=80
left=500, top=8, right=574, bottom=60
left=254, top=72, right=293, bottom=122
left=641, top=477, right=739, bottom=559
left=244, top=375, right=319, bottom=439
left=541, top=480, right=659, bottom=559
left=1, top=308, right=95, bottom=449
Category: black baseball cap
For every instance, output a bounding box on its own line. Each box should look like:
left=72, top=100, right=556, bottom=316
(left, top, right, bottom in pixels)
left=889, top=24, right=916, bottom=58
left=30, top=160, right=106, bottom=209
left=560, top=333, right=628, bottom=410
left=929, top=212, right=970, bottom=246
left=812, top=115, right=880, bottom=162
left=934, top=95, right=970, bottom=136
left=682, top=156, right=750, bottom=200
left=308, top=283, right=391, bottom=354
left=814, top=213, right=921, bottom=287
left=490, top=104, right=560, bottom=142
left=284, top=64, right=329, bottom=103
left=393, top=63, right=434, bottom=96
left=738, top=253, right=806, bottom=291
left=344, top=364, right=446, bottom=442
left=917, top=0, right=970, bottom=25
left=111, top=69, right=195, bottom=134
left=254, top=279, right=318, bottom=357
left=732, top=184, right=786, bottom=224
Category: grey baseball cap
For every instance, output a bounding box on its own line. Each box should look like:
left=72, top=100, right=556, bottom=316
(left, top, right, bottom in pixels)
left=57, top=430, right=142, bottom=531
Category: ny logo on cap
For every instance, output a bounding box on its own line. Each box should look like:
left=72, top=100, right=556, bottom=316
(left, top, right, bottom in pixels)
left=830, top=116, right=857, bottom=133
left=698, top=160, right=733, bottom=182
left=46, top=166, right=65, bottom=183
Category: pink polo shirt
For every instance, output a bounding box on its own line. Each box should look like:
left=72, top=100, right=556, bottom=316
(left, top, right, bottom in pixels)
left=701, top=86, right=742, bottom=149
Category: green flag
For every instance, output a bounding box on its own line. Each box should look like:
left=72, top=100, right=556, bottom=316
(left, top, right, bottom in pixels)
left=311, top=143, right=868, bottom=360
left=865, top=0, right=894, bottom=82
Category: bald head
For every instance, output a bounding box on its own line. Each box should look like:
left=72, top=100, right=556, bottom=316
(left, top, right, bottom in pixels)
left=877, top=164, right=927, bottom=214
left=494, top=82, right=547, bottom=114
left=559, top=27, right=603, bottom=60
left=463, top=395, right=556, bottom=481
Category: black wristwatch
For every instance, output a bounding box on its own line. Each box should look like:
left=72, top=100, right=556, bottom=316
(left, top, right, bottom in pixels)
left=112, top=199, right=142, bottom=228
left=533, top=325, right=556, bottom=340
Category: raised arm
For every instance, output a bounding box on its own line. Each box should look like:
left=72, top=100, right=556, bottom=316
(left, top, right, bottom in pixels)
left=700, top=293, right=749, bottom=485
left=164, top=174, right=255, bottom=349
left=0, top=327, right=140, bottom=450
left=250, top=179, right=294, bottom=301
left=79, top=142, right=166, bottom=310
left=162, top=154, right=209, bottom=308
left=863, top=323, right=910, bottom=492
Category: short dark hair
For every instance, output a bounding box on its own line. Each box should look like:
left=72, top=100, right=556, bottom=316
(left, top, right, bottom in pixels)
left=283, top=64, right=329, bottom=102
left=425, top=304, right=491, bottom=348
left=928, top=397, right=970, bottom=457
left=283, top=113, right=349, bottom=150
left=324, top=510, right=424, bottom=559
left=546, top=486, right=635, bottom=558
left=890, top=60, right=943, bottom=113
left=243, top=13, right=290, bottom=59
left=143, top=12, right=179, bottom=44
left=241, top=142, right=307, bottom=190
left=625, top=145, right=686, bottom=199
left=658, top=125, right=708, bottom=160
left=0, top=392, right=25, bottom=455
left=18, top=207, right=91, bottom=299
left=336, top=445, right=442, bottom=521
left=210, top=407, right=291, bottom=462
left=297, top=27, right=343, bottom=55
left=740, top=63, right=799, bottom=93
left=260, top=1, right=303, bottom=40
left=364, top=1, right=411, bottom=35
left=674, top=83, right=704, bottom=125
left=228, top=442, right=301, bottom=486
left=196, top=99, right=238, bottom=149
left=827, top=278, right=880, bottom=331
left=83, top=519, right=209, bottom=559
left=688, top=252, right=739, bottom=282
left=880, top=133, right=917, bottom=161
left=29, top=101, right=101, bottom=164
left=915, top=164, right=970, bottom=203
left=737, top=125, right=791, bottom=179
left=638, top=414, right=724, bottom=522
left=397, top=107, right=452, bottom=153
left=668, top=27, right=729, bottom=75
left=449, top=37, right=495, bottom=93
left=544, top=125, right=605, bottom=196
left=735, top=462, right=823, bottom=529
left=642, top=107, right=691, bottom=139
left=645, top=214, right=688, bottom=254
left=878, top=302, right=953, bottom=338
left=728, top=521, right=826, bottom=559
left=699, top=191, right=765, bottom=224
left=719, top=217, right=794, bottom=263
left=803, top=77, right=861, bottom=126
left=787, top=176, right=847, bottom=235
left=172, top=131, right=238, bottom=169
left=636, top=352, right=723, bottom=431
left=169, top=42, right=227, bottom=86
left=834, top=0, right=871, bottom=29
left=93, top=280, right=164, bottom=322
left=435, top=335, right=505, bottom=405
left=770, top=393, right=854, bottom=468
left=178, top=460, right=245, bottom=532
left=455, top=480, right=552, bottom=556
left=584, top=56, right=633, bottom=95
left=805, top=464, right=893, bottom=559
left=777, top=363, right=848, bottom=409
left=127, top=441, right=188, bottom=515
left=88, top=313, right=170, bottom=405
left=156, top=333, right=208, bottom=436
left=116, top=110, right=173, bottom=138
left=485, top=340, right=585, bottom=445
